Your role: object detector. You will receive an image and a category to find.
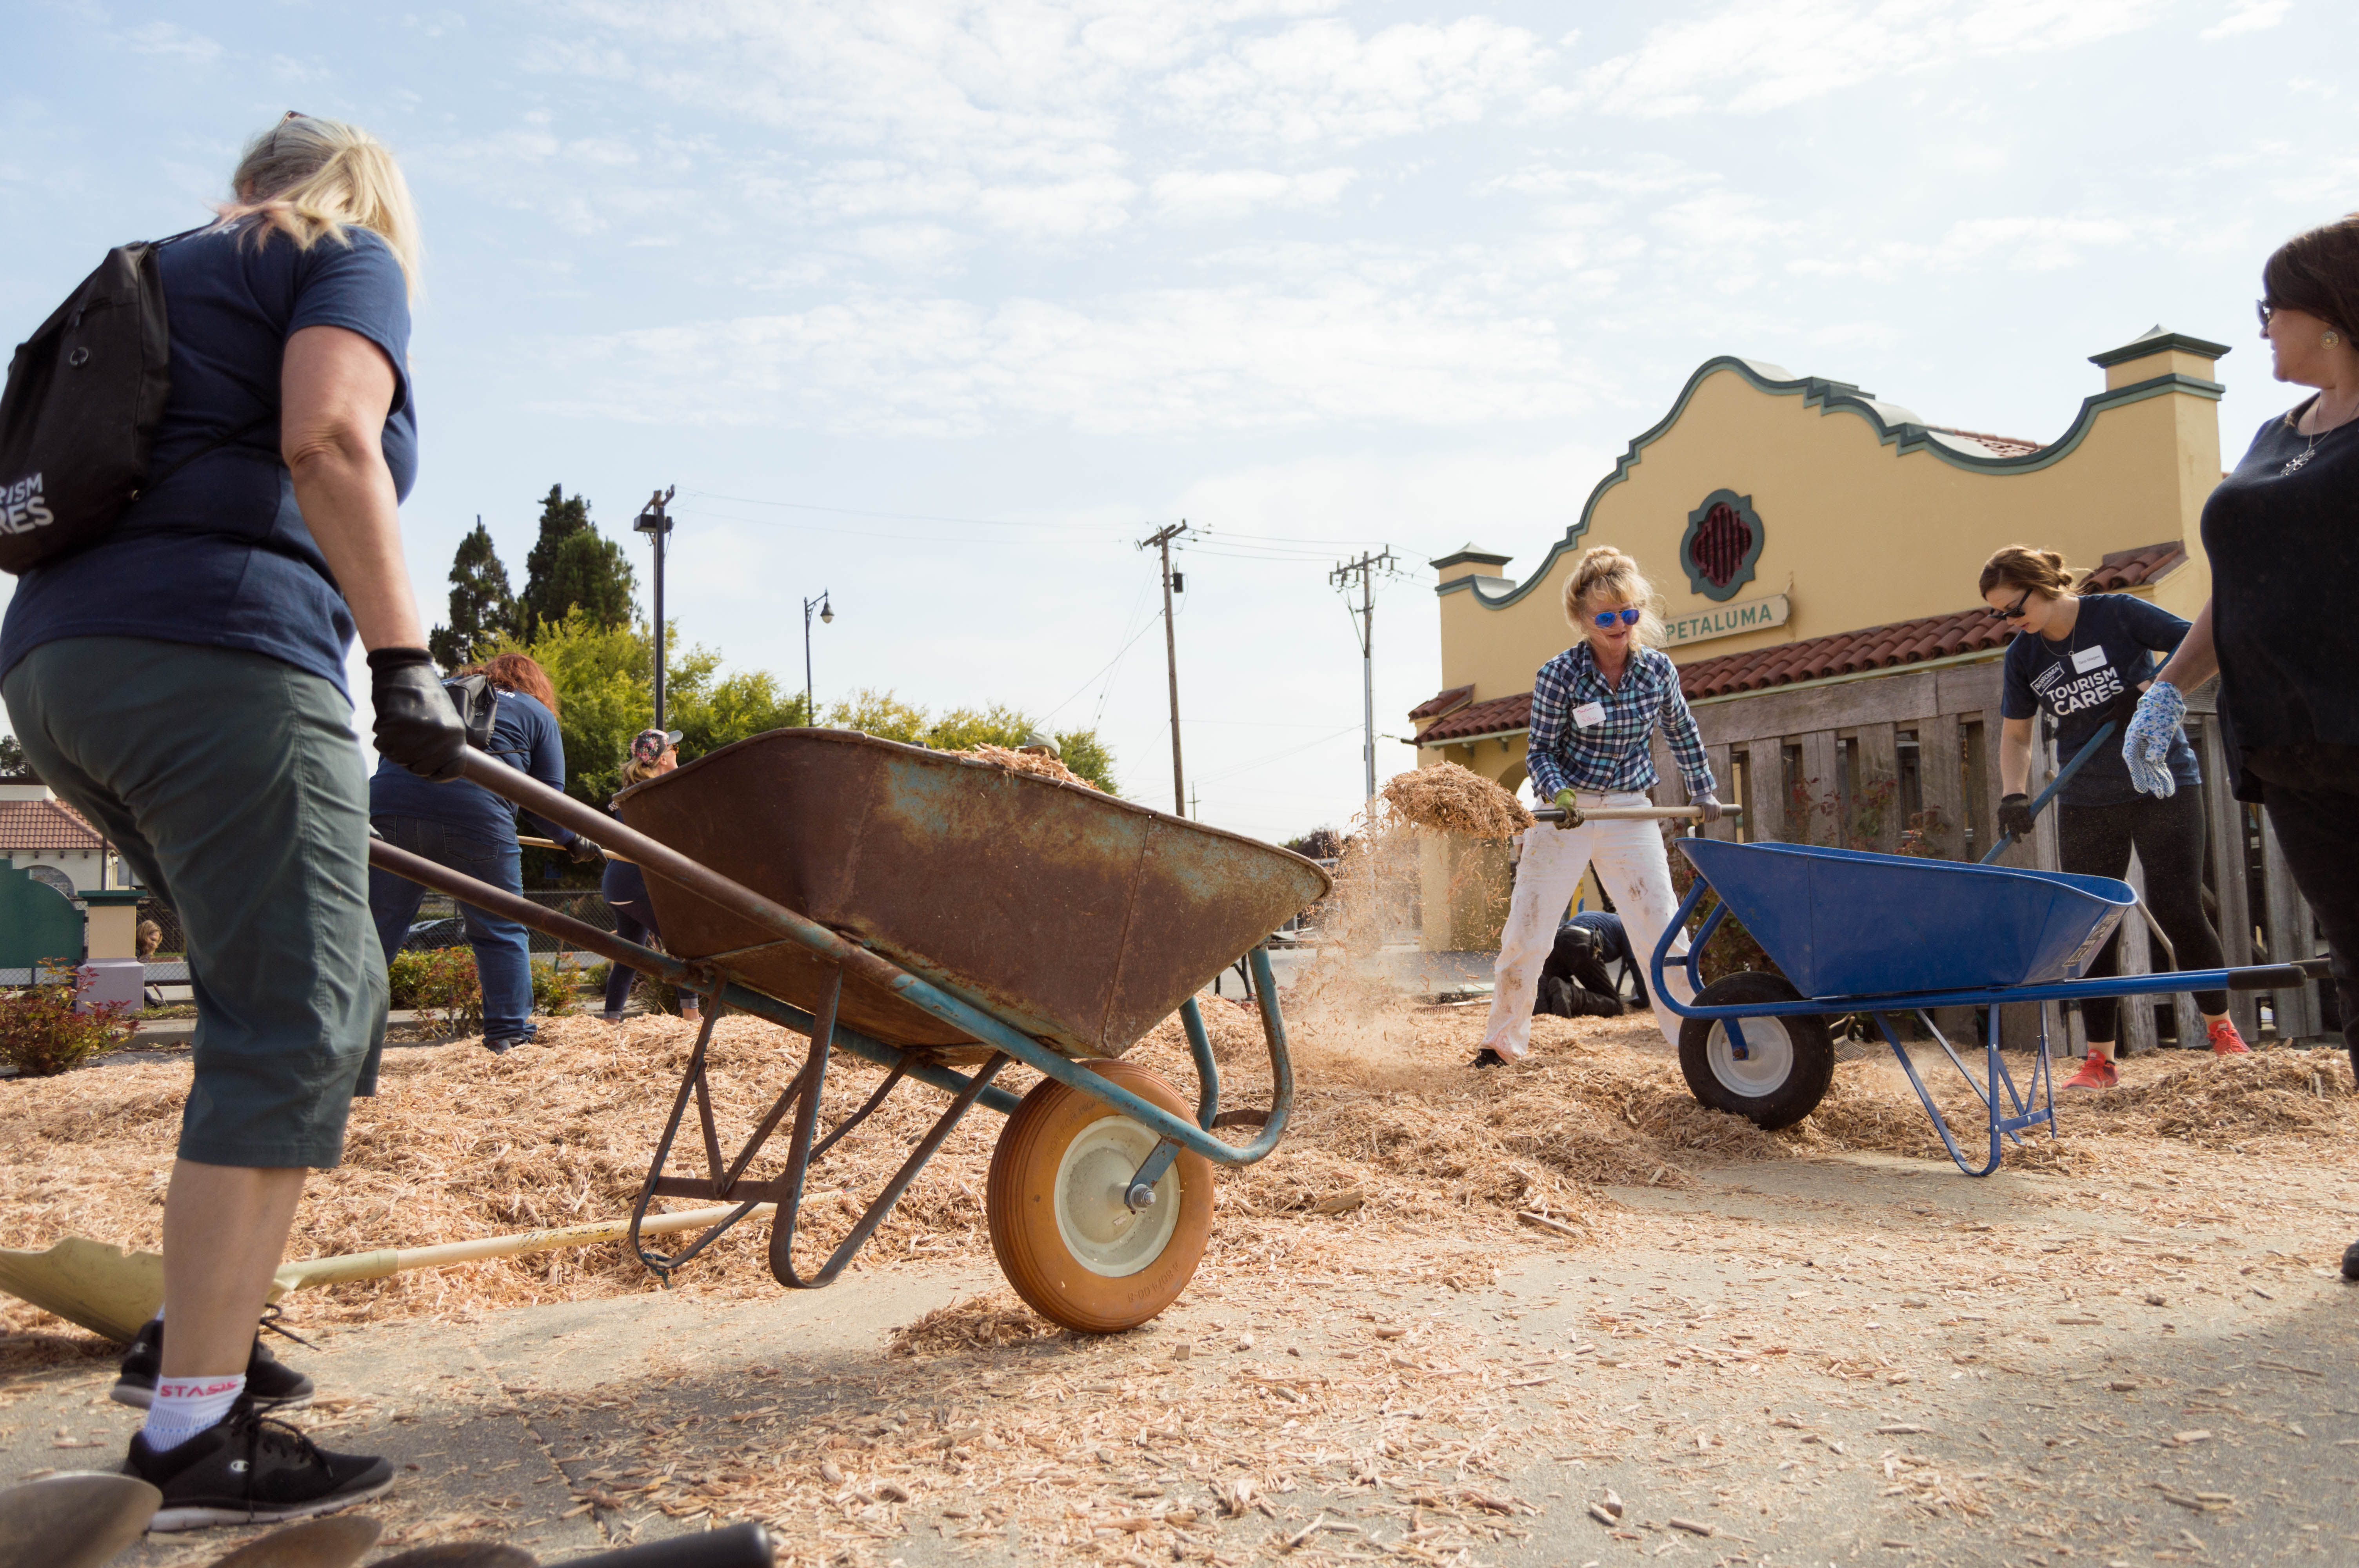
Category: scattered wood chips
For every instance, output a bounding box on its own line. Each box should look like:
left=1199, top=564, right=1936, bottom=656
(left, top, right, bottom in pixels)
left=1379, top=762, right=1533, bottom=838
left=954, top=744, right=1101, bottom=791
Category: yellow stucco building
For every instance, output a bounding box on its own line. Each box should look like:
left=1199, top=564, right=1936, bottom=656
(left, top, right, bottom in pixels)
left=1407, top=327, right=2325, bottom=1049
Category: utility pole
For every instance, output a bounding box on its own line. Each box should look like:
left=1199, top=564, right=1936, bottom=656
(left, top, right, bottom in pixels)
left=1136, top=521, right=1193, bottom=814
left=1331, top=548, right=1398, bottom=802
left=633, top=486, right=676, bottom=729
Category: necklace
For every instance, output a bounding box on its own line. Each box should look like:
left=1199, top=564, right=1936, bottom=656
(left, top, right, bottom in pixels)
left=2285, top=394, right=2355, bottom=475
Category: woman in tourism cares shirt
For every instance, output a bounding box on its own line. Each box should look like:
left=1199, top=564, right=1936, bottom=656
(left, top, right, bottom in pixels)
left=1981, top=546, right=2245, bottom=1093
left=1473, top=546, right=1722, bottom=1068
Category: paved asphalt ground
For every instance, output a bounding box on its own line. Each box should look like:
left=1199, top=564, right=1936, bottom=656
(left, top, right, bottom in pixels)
left=5, top=1141, right=2353, bottom=1568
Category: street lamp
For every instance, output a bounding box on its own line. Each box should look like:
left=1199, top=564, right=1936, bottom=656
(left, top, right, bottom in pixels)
left=634, top=486, right=676, bottom=728
left=803, top=590, right=833, bottom=724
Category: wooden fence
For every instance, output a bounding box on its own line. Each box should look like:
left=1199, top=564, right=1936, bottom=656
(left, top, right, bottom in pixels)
left=1645, top=660, right=2328, bottom=1051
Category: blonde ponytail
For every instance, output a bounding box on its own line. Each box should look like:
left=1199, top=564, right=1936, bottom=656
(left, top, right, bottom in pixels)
left=219, top=114, right=421, bottom=296
left=1561, top=546, right=1667, bottom=647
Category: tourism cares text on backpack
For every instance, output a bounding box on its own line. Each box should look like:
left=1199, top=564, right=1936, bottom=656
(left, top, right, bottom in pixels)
left=0, top=230, right=264, bottom=575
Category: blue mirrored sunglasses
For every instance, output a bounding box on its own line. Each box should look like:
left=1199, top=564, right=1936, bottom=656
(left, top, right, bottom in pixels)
left=1590, top=608, right=1642, bottom=628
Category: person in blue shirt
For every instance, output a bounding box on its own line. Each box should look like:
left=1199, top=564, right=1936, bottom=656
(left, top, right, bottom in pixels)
left=1984, top=545, right=2245, bottom=1092
left=1476, top=546, right=1723, bottom=1066
left=2, top=114, right=457, bottom=1526
left=368, top=652, right=597, bottom=1052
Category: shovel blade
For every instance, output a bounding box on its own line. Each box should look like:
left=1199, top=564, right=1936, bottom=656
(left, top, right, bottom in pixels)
left=0, top=1236, right=166, bottom=1343
left=0, top=1471, right=160, bottom=1568
left=203, top=1513, right=384, bottom=1568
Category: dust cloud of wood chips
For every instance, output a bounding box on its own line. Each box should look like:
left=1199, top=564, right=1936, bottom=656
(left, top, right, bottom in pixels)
left=1379, top=762, right=1532, bottom=839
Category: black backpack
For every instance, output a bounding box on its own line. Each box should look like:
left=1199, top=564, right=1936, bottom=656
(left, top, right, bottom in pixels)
left=442, top=672, right=498, bottom=752
left=0, top=230, right=265, bottom=575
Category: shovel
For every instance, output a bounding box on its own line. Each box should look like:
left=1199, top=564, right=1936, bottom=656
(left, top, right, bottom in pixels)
left=0, top=1472, right=159, bottom=1568
left=0, top=1203, right=775, bottom=1344
left=200, top=1514, right=382, bottom=1568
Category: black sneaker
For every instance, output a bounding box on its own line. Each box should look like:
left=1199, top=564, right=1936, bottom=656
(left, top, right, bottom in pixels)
left=1472, top=1047, right=1511, bottom=1069
left=126, top=1399, right=392, bottom=1531
left=2343, top=1237, right=2359, bottom=1282
left=111, top=1318, right=315, bottom=1412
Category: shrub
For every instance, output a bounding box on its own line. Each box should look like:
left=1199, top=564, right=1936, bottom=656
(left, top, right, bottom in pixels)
left=531, top=955, right=581, bottom=1017
left=0, top=963, right=137, bottom=1076
left=387, top=947, right=483, bottom=1034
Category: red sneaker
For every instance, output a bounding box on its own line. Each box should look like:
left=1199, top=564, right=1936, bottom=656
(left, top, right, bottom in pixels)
left=2061, top=1051, right=2118, bottom=1091
left=2206, top=1018, right=2252, bottom=1056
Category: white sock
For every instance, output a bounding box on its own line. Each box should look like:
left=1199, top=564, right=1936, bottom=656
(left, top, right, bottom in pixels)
left=142, top=1372, right=245, bottom=1452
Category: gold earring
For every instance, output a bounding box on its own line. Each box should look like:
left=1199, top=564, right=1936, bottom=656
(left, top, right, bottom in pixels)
left=2328, top=332, right=2343, bottom=347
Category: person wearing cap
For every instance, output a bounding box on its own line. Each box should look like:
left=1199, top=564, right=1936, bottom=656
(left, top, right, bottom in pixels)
left=601, top=728, right=701, bottom=1024
left=367, top=651, right=597, bottom=1054
left=1019, top=731, right=1060, bottom=758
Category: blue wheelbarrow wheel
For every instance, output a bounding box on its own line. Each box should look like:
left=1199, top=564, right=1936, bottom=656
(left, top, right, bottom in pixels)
left=1676, top=972, right=1836, bottom=1132
left=986, top=1061, right=1214, bottom=1334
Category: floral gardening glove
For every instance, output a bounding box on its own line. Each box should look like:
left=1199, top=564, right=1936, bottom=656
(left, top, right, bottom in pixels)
left=2121, top=681, right=2186, bottom=799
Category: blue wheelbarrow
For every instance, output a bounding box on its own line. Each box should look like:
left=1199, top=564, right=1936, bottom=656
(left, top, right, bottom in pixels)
left=1648, top=837, right=2322, bottom=1175
left=368, top=730, right=1329, bottom=1331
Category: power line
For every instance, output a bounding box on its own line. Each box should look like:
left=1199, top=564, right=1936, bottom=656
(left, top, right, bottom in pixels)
left=1137, top=521, right=1194, bottom=814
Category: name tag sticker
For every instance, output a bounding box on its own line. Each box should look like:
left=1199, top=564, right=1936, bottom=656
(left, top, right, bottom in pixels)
left=1572, top=702, right=1608, bottom=729
left=2070, top=645, right=2106, bottom=674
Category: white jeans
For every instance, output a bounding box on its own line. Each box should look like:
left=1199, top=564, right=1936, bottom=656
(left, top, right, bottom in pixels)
left=1481, top=791, right=1696, bottom=1056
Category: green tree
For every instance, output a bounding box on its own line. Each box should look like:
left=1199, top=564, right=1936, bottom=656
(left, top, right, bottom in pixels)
left=0, top=734, right=32, bottom=780
left=520, top=485, right=638, bottom=638
left=500, top=612, right=807, bottom=805
left=427, top=517, right=519, bottom=671
left=825, top=688, right=1119, bottom=794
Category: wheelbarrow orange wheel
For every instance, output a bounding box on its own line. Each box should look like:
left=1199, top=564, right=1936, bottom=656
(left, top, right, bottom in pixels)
left=986, top=1061, right=1214, bottom=1334
left=1677, top=972, right=1836, bottom=1131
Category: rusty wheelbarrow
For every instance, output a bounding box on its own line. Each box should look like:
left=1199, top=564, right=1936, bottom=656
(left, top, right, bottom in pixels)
left=371, top=729, right=1330, bottom=1332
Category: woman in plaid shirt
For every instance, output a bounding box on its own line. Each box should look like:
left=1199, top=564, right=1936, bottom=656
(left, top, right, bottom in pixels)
left=1476, top=547, right=1725, bottom=1066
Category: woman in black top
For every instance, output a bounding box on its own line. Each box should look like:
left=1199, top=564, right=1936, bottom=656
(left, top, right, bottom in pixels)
left=2122, top=212, right=2359, bottom=1272
left=1983, top=545, right=2242, bottom=1093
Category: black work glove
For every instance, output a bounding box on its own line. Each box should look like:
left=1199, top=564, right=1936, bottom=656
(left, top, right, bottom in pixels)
left=367, top=648, right=468, bottom=782
left=1997, top=792, right=2035, bottom=841
left=566, top=835, right=605, bottom=866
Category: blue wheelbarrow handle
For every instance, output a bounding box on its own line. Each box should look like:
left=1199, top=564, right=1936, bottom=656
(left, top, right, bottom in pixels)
left=1977, top=720, right=2117, bottom=865
left=445, top=747, right=1294, bottom=1169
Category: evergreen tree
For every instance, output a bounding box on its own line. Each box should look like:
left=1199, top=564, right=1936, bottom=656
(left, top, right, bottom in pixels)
left=427, top=517, right=518, bottom=671
left=519, top=485, right=638, bottom=638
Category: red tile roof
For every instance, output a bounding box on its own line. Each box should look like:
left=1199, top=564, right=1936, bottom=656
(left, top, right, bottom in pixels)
left=1928, top=425, right=2043, bottom=459
left=1408, top=684, right=1475, bottom=722
left=0, top=798, right=102, bottom=852
left=2080, top=539, right=2186, bottom=593
left=1408, top=540, right=2192, bottom=730
left=1677, top=608, right=2008, bottom=699
left=1416, top=691, right=1533, bottom=744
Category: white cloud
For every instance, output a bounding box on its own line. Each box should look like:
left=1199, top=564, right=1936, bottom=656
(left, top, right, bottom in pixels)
left=1787, top=214, right=2149, bottom=281
left=1578, top=0, right=2165, bottom=118
left=2201, top=0, right=2291, bottom=39
left=974, top=172, right=1140, bottom=237
left=531, top=284, right=1593, bottom=436
left=1149, top=167, right=1356, bottom=223
left=124, top=22, right=222, bottom=64
left=1480, top=156, right=1717, bottom=198
left=1163, top=17, right=1567, bottom=144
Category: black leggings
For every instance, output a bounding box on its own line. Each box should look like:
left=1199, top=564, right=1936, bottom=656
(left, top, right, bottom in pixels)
left=604, top=899, right=660, bottom=1015
left=2258, top=783, right=2359, bottom=1078
left=2055, top=791, right=2228, bottom=1041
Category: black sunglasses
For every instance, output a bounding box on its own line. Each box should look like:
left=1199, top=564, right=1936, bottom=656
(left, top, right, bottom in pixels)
left=1984, top=589, right=2032, bottom=621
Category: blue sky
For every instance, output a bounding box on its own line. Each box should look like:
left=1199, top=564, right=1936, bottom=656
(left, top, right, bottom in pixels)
left=4, top=0, right=2351, bottom=840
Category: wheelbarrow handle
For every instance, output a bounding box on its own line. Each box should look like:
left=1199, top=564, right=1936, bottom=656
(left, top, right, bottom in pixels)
left=1977, top=720, right=2117, bottom=866
left=549, top=1522, right=774, bottom=1568
left=1531, top=804, right=1746, bottom=826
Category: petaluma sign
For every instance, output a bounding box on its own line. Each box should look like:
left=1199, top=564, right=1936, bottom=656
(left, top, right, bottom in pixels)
left=1662, top=592, right=1790, bottom=649
left=1681, top=488, right=1765, bottom=602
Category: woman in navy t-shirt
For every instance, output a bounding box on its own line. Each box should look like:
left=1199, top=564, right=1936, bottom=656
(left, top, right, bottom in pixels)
left=1984, top=546, right=2244, bottom=1091
left=0, top=114, right=456, bottom=1523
